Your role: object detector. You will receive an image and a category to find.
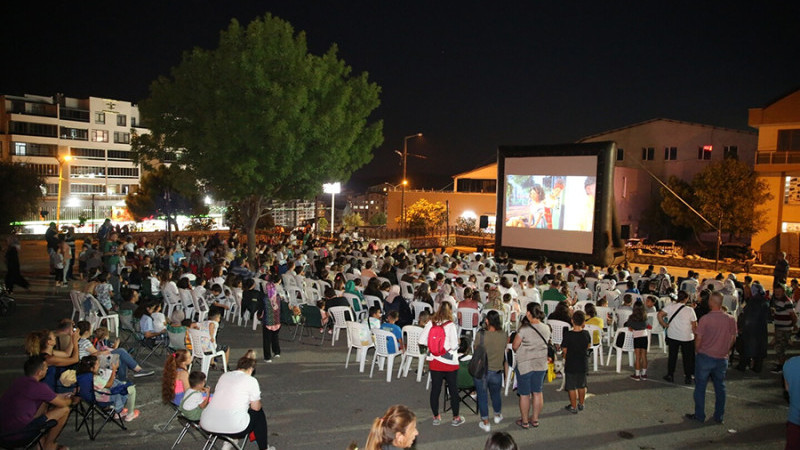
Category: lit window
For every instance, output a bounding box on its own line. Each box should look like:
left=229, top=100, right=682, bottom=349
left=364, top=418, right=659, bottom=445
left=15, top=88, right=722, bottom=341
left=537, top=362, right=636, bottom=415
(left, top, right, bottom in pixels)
left=697, top=145, right=712, bottom=160
left=93, top=130, right=108, bottom=142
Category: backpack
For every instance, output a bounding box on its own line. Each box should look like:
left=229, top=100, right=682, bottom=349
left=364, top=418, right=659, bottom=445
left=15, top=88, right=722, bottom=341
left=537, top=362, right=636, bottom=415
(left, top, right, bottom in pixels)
left=468, top=330, right=489, bottom=379
left=428, top=320, right=451, bottom=357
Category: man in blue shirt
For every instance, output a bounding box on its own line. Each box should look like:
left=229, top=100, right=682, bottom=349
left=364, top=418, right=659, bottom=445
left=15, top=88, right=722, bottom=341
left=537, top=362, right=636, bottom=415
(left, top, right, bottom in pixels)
left=380, top=311, right=404, bottom=354
left=784, top=356, right=800, bottom=448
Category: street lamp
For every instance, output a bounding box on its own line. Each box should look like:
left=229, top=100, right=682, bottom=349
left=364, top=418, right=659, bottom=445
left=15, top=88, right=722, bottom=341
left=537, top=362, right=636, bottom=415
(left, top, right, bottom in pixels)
left=401, top=133, right=423, bottom=230
left=323, top=182, right=341, bottom=237
left=56, top=154, right=72, bottom=228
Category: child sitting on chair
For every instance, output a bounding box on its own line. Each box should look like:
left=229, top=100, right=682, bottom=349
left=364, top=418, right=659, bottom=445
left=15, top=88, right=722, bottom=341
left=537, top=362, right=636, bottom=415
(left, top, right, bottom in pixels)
left=380, top=311, right=404, bottom=353
left=179, top=371, right=211, bottom=421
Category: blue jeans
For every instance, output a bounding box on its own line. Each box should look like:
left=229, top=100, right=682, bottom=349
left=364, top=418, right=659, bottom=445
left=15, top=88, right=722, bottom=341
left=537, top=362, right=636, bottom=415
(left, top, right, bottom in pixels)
left=112, top=348, right=138, bottom=381
left=694, top=352, right=727, bottom=422
left=474, top=370, right=504, bottom=420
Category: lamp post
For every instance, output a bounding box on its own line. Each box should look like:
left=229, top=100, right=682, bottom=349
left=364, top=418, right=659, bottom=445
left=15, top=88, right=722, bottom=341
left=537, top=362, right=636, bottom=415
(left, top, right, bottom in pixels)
left=56, top=154, right=72, bottom=229
left=401, top=133, right=423, bottom=231
left=323, top=182, right=341, bottom=237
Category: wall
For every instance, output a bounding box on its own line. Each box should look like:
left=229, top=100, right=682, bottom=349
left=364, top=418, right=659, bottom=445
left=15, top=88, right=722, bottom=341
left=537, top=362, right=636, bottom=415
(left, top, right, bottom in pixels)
left=385, top=190, right=496, bottom=230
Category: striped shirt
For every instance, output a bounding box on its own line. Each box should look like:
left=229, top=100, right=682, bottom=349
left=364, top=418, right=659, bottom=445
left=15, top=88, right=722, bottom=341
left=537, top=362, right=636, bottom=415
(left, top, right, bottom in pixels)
left=772, top=296, right=796, bottom=331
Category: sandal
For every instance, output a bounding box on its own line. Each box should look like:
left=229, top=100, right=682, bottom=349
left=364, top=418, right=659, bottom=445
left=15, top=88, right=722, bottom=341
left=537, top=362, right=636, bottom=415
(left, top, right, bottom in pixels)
left=531, top=420, right=540, bottom=428
left=515, top=419, right=530, bottom=429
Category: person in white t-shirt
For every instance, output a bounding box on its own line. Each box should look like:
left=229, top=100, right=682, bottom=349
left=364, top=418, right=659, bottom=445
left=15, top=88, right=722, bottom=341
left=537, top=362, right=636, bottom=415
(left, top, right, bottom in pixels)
left=658, top=291, right=698, bottom=384
left=200, top=350, right=274, bottom=450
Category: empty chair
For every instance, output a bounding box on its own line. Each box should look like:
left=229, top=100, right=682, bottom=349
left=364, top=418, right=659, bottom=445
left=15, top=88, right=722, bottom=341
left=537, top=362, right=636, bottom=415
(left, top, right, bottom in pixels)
left=345, top=321, right=374, bottom=373
left=70, top=290, right=86, bottom=321
left=86, top=295, right=119, bottom=337
left=583, top=324, right=604, bottom=371
left=328, top=306, right=352, bottom=346
left=606, top=329, right=636, bottom=372
left=647, top=312, right=667, bottom=352
left=370, top=329, right=402, bottom=382
left=400, top=325, right=426, bottom=382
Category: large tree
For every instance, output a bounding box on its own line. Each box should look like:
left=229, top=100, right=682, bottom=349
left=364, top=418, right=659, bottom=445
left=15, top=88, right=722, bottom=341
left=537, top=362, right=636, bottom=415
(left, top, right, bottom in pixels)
left=0, top=163, right=44, bottom=234
left=125, top=165, right=208, bottom=231
left=660, top=159, right=772, bottom=240
left=132, top=14, right=382, bottom=262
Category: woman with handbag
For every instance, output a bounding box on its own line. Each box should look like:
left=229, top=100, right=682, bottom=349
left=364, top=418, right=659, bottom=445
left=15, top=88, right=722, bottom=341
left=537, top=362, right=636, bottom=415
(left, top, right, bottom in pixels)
left=474, top=310, right=509, bottom=433
left=512, top=302, right=550, bottom=429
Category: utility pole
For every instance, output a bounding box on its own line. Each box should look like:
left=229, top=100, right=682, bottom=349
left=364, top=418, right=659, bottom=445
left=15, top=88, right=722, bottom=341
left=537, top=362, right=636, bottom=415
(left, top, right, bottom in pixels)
left=400, top=133, right=423, bottom=232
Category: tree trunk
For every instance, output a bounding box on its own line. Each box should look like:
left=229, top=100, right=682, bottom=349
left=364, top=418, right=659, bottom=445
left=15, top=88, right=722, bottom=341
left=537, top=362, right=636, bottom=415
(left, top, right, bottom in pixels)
left=240, top=195, right=263, bottom=267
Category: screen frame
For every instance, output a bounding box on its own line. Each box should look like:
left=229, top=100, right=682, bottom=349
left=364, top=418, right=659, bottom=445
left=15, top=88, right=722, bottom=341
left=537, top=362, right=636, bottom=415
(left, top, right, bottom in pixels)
left=495, top=141, right=617, bottom=266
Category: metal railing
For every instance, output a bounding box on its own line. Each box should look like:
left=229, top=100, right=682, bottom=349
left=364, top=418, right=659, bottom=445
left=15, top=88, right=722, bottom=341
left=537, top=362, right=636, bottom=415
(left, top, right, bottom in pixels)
left=755, top=151, right=800, bottom=165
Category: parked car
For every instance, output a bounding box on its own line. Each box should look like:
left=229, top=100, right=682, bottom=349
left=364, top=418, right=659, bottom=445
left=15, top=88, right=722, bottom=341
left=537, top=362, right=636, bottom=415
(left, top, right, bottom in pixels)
left=653, top=239, right=683, bottom=256
left=626, top=238, right=649, bottom=248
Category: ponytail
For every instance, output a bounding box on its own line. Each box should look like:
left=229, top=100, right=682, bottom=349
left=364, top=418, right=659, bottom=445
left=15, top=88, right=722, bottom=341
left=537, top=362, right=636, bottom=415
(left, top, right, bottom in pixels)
left=363, top=405, right=415, bottom=450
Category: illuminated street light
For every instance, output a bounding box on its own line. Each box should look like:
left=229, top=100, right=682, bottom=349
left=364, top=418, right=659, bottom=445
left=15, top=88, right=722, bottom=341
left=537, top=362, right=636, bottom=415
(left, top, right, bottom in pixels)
left=323, top=182, right=341, bottom=236
left=400, top=133, right=423, bottom=230
left=56, top=154, right=72, bottom=228
left=204, top=195, right=213, bottom=205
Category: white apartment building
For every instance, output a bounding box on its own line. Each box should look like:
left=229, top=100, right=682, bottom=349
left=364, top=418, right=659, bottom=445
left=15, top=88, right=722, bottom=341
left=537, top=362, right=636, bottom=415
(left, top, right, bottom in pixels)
left=0, top=93, right=147, bottom=228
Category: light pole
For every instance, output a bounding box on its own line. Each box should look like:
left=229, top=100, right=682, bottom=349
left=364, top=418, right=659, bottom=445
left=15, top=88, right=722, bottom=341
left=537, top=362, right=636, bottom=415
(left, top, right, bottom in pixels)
left=56, top=154, right=72, bottom=229
left=401, top=133, right=422, bottom=230
left=323, top=182, right=341, bottom=237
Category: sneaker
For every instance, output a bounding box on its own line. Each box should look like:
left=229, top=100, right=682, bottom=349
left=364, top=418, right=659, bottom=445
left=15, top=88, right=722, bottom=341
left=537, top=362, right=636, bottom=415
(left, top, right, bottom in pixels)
left=451, top=416, right=466, bottom=427
left=432, top=416, right=442, bottom=426
left=629, top=374, right=641, bottom=381
left=684, top=413, right=704, bottom=423
left=264, top=359, right=273, bottom=363
left=577, top=403, right=584, bottom=411
left=663, top=374, right=674, bottom=383
left=565, top=405, right=578, bottom=414
left=493, top=413, right=503, bottom=424
left=640, top=374, right=648, bottom=381
left=124, top=410, right=140, bottom=422
left=478, top=421, right=491, bottom=432
left=133, top=370, right=155, bottom=378
left=274, top=354, right=280, bottom=358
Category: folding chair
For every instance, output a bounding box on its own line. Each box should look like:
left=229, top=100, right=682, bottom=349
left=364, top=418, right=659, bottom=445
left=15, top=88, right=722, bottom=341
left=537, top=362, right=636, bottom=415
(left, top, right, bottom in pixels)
left=0, top=419, right=57, bottom=450
left=171, top=414, right=208, bottom=449
left=129, top=329, right=167, bottom=365
left=75, top=372, right=127, bottom=440
left=444, top=358, right=478, bottom=414
left=296, top=304, right=330, bottom=345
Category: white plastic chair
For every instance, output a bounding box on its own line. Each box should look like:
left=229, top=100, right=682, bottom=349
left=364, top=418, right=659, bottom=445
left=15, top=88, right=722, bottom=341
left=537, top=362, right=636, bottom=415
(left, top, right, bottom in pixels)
left=163, top=289, right=183, bottom=321
left=191, top=293, right=209, bottom=323
left=504, top=344, right=516, bottom=396
left=541, top=300, right=559, bottom=319
left=399, top=282, right=415, bottom=301
left=606, top=329, right=637, bottom=373
left=343, top=293, right=367, bottom=322
left=70, top=290, right=86, bottom=321
left=364, top=295, right=384, bottom=313
left=87, top=295, right=119, bottom=337
left=370, top=329, right=401, bottom=382
left=400, top=325, right=426, bottom=382
left=187, top=328, right=227, bottom=376
left=457, top=307, right=480, bottom=336
left=411, top=301, right=432, bottom=324
left=615, top=309, right=633, bottom=335
left=345, top=322, right=374, bottom=373
left=328, top=306, right=352, bottom=346
left=584, top=324, right=604, bottom=371
left=548, top=319, right=570, bottom=347
left=573, top=301, right=590, bottom=312
left=647, top=312, right=666, bottom=352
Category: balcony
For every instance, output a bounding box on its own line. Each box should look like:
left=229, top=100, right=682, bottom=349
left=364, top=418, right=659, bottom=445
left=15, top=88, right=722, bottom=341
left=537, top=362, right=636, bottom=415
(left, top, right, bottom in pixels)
left=59, top=107, right=90, bottom=123
left=754, top=151, right=800, bottom=172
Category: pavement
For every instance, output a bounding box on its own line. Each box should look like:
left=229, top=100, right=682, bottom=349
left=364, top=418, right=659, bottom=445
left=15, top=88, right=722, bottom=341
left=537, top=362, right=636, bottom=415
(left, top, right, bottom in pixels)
left=0, top=240, right=793, bottom=449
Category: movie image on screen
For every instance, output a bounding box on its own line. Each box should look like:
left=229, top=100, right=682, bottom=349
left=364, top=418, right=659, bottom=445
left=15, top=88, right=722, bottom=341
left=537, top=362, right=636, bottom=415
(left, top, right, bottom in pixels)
left=504, top=175, right=596, bottom=232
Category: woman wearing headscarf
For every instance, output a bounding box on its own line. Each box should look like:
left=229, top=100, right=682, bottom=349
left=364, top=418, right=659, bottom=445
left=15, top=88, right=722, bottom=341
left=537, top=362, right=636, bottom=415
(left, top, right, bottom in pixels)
left=735, top=282, right=769, bottom=373
left=345, top=280, right=366, bottom=313
left=383, top=285, right=402, bottom=315
left=259, top=275, right=282, bottom=362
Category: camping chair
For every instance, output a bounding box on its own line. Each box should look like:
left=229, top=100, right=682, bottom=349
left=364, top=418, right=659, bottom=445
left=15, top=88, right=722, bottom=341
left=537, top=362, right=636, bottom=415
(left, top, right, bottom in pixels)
left=171, top=413, right=208, bottom=449
left=296, top=304, right=331, bottom=345
left=75, top=372, right=127, bottom=440
left=0, top=419, right=57, bottom=450
left=444, top=358, right=478, bottom=414
left=128, top=327, right=167, bottom=365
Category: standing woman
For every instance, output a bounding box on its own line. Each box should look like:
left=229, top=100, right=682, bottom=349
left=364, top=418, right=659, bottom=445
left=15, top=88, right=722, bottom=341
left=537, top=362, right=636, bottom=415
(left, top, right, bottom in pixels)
left=364, top=404, right=419, bottom=450
left=259, top=275, right=282, bottom=362
left=4, top=234, right=30, bottom=293
left=512, top=302, right=550, bottom=429
left=418, top=301, right=465, bottom=427
left=475, top=310, right=509, bottom=432
left=736, top=282, right=769, bottom=372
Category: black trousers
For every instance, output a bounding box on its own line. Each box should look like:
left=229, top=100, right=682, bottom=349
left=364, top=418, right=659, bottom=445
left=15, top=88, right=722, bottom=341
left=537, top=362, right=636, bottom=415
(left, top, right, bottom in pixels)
left=430, top=369, right=459, bottom=417
left=262, top=326, right=281, bottom=360
left=244, top=408, right=269, bottom=450
left=667, top=337, right=695, bottom=377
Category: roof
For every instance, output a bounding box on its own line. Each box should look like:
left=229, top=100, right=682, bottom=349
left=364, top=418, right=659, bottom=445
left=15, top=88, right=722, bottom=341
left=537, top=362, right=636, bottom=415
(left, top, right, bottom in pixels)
left=760, top=86, right=800, bottom=109
left=577, top=118, right=755, bottom=142
left=450, top=162, right=498, bottom=179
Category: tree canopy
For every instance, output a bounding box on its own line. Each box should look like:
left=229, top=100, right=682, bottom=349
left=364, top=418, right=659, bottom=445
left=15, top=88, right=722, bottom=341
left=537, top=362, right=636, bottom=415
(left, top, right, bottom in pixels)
left=0, top=163, right=44, bottom=234
left=660, top=159, right=772, bottom=238
left=132, top=13, right=383, bottom=260
left=125, top=165, right=208, bottom=230
left=401, top=198, right=447, bottom=232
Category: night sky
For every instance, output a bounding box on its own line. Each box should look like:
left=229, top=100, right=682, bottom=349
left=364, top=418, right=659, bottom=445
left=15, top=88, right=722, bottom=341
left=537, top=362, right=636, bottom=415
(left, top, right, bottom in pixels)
left=4, top=1, right=798, bottom=191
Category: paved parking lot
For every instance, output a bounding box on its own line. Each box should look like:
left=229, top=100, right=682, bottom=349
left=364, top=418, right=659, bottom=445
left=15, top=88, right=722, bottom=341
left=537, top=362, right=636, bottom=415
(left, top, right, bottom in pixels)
left=0, top=240, right=792, bottom=449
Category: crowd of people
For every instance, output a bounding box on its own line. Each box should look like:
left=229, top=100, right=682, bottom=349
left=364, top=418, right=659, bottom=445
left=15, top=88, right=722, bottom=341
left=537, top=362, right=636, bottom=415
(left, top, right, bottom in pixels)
left=3, top=221, right=800, bottom=448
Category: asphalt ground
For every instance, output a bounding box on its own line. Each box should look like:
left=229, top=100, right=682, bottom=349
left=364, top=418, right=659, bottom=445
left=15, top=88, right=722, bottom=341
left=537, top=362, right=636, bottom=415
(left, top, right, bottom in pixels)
left=0, top=240, right=793, bottom=449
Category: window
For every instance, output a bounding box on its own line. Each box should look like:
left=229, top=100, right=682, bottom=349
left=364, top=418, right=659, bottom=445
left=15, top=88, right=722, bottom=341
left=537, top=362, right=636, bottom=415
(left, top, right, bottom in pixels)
left=113, top=132, right=130, bottom=144
left=70, top=184, right=106, bottom=194
left=107, top=167, right=139, bottom=178
left=723, top=146, right=738, bottom=160
left=16, top=162, right=58, bottom=177
left=778, top=130, right=800, bottom=151
left=117, top=114, right=127, bottom=127
left=71, top=148, right=106, bottom=160
left=9, top=121, right=58, bottom=137
left=43, top=183, right=59, bottom=196
left=131, top=117, right=137, bottom=127
left=59, top=107, right=90, bottom=122
left=93, top=130, right=109, bottom=142
left=455, top=178, right=497, bottom=193
left=698, top=145, right=712, bottom=160
left=641, top=147, right=655, bottom=161
left=616, top=148, right=624, bottom=161
left=70, top=166, right=106, bottom=178
left=107, top=150, right=132, bottom=161
left=60, top=127, right=89, bottom=140
left=664, top=147, right=677, bottom=160
left=95, top=112, right=105, bottom=124
left=12, top=142, right=58, bottom=157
